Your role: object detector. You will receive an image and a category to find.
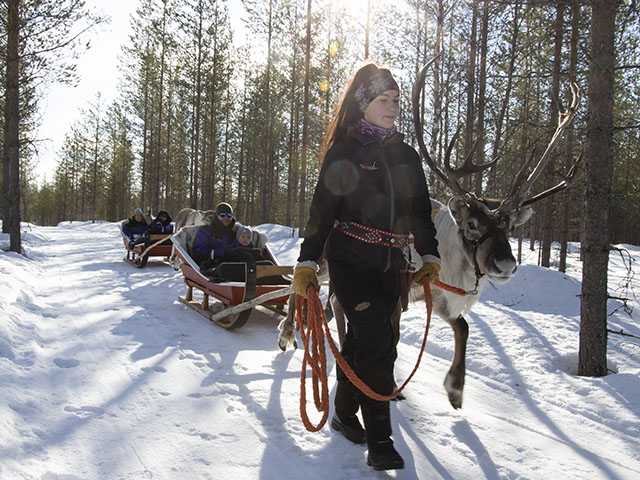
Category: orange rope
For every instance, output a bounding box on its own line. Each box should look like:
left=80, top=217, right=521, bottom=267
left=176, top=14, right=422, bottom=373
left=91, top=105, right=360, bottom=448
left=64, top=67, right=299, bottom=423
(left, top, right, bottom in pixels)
left=432, top=278, right=467, bottom=296
left=295, top=277, right=462, bottom=432
left=295, top=293, right=330, bottom=432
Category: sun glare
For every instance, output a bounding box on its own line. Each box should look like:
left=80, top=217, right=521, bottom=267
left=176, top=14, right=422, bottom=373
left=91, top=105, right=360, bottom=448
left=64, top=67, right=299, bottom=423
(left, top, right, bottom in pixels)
left=335, top=0, right=372, bottom=16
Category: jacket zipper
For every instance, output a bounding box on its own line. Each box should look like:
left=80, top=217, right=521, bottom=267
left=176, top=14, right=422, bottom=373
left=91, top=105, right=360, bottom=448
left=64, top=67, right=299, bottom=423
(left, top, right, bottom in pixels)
left=381, top=141, right=395, bottom=272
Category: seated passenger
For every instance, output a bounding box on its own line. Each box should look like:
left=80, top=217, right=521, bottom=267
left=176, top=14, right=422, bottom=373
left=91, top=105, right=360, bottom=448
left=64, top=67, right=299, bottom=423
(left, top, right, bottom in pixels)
left=192, top=202, right=236, bottom=268
left=201, top=225, right=281, bottom=283
left=122, top=208, right=150, bottom=250
left=149, top=210, right=174, bottom=234
left=221, top=225, right=266, bottom=263
left=234, top=225, right=254, bottom=248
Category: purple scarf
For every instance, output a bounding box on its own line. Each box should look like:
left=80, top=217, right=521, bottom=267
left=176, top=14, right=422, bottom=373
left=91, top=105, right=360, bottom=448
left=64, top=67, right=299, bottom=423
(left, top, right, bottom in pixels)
left=353, top=118, right=397, bottom=142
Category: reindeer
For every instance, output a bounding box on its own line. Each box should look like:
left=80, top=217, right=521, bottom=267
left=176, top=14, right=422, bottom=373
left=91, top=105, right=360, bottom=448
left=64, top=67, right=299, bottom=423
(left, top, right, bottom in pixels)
left=169, top=207, right=217, bottom=269
left=278, top=63, right=581, bottom=410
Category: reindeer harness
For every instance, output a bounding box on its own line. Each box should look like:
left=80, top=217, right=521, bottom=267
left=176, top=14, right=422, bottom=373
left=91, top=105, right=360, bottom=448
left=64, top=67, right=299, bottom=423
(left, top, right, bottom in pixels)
left=461, top=229, right=501, bottom=295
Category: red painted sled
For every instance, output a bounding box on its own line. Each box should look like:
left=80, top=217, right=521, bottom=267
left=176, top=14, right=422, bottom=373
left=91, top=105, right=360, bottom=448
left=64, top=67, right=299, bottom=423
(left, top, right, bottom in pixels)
left=171, top=226, right=293, bottom=329
left=121, top=228, right=173, bottom=268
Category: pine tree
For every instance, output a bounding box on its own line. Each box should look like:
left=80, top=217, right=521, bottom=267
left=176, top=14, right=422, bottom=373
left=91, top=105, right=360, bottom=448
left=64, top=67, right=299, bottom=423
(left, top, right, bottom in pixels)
left=579, top=0, right=616, bottom=377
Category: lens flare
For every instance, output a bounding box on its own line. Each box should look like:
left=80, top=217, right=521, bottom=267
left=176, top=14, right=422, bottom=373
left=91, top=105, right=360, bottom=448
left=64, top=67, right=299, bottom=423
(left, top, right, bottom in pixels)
left=318, top=80, right=330, bottom=93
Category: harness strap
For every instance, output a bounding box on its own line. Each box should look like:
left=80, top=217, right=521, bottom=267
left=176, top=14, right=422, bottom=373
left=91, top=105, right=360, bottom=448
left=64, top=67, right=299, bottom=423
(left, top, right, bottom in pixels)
left=334, top=220, right=409, bottom=248
left=462, top=229, right=503, bottom=295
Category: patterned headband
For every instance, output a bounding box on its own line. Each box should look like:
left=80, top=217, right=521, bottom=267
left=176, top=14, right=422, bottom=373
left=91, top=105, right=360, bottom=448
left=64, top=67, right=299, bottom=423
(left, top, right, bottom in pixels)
left=354, top=69, right=399, bottom=112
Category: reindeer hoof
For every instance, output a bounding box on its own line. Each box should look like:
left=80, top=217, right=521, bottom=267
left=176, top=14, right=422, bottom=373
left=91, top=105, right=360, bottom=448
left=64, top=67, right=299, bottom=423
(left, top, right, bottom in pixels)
left=277, top=336, right=297, bottom=351
left=444, top=372, right=464, bottom=409
left=447, top=391, right=463, bottom=410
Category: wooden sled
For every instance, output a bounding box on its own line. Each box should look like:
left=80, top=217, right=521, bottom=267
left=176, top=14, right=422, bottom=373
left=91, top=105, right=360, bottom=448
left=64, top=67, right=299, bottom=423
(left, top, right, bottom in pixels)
left=121, top=227, right=173, bottom=268
left=171, top=226, right=293, bottom=329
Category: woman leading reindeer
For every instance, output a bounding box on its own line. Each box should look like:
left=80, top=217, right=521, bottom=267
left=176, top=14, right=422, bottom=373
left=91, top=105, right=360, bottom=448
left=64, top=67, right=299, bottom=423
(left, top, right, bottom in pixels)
left=292, top=62, right=441, bottom=471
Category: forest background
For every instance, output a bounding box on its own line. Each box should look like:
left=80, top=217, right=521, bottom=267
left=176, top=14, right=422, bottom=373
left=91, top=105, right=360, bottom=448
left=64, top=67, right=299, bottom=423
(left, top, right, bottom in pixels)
left=1, top=0, right=639, bottom=256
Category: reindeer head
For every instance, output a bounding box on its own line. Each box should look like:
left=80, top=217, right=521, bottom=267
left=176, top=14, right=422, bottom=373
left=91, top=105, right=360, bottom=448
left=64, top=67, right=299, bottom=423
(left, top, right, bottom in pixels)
left=201, top=210, right=218, bottom=225
left=413, top=59, right=581, bottom=284
left=447, top=197, right=532, bottom=282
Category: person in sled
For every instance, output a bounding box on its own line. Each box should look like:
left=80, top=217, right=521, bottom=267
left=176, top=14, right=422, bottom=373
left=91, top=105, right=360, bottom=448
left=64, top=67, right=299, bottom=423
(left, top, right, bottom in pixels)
left=149, top=210, right=174, bottom=245
left=233, top=225, right=254, bottom=248
left=122, top=208, right=151, bottom=250
left=205, top=224, right=284, bottom=283
left=292, top=62, right=440, bottom=471
left=149, top=210, right=174, bottom=234
left=220, top=225, right=269, bottom=263
left=191, top=202, right=236, bottom=271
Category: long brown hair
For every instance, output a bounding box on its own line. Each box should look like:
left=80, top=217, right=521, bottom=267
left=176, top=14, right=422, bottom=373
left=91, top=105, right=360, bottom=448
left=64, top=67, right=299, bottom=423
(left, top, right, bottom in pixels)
left=320, top=62, right=392, bottom=162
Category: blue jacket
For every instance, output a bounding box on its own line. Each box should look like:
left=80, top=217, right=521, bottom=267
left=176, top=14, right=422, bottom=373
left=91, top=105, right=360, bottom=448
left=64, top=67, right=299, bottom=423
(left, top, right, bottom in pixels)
left=192, top=217, right=236, bottom=263
left=151, top=222, right=173, bottom=234
left=122, top=218, right=150, bottom=239
left=232, top=239, right=254, bottom=249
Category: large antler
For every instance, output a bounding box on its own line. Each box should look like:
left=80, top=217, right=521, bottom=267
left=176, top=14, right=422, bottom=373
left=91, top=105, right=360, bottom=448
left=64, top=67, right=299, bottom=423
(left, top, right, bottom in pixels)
left=413, top=61, right=582, bottom=217
left=496, top=83, right=582, bottom=216
left=412, top=60, right=497, bottom=208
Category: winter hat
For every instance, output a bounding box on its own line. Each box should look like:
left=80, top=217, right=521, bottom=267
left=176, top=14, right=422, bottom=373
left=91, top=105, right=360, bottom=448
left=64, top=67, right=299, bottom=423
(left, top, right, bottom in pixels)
left=236, top=225, right=252, bottom=241
left=215, top=202, right=233, bottom=215
left=133, top=207, right=144, bottom=216
left=354, top=68, right=399, bottom=112
left=155, top=210, right=171, bottom=223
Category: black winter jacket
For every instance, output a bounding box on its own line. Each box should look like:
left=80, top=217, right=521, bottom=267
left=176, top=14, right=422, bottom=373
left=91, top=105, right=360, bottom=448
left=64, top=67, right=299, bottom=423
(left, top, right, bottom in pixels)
left=298, top=128, right=439, bottom=272
left=150, top=210, right=174, bottom=234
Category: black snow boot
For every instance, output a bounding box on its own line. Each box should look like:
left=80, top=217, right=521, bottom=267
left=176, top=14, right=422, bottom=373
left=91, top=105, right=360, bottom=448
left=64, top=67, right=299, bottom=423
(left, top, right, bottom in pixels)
left=330, top=413, right=366, bottom=444
left=332, top=377, right=366, bottom=444
left=366, top=439, right=404, bottom=471
left=361, top=399, right=404, bottom=471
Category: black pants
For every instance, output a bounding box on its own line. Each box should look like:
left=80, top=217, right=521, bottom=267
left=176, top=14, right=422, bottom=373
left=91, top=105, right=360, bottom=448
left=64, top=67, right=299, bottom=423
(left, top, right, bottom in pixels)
left=329, top=261, right=400, bottom=396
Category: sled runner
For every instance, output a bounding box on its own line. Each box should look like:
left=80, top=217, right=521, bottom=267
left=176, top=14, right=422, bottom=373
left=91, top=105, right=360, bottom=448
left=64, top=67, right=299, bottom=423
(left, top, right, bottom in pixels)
left=171, top=226, right=293, bottom=329
left=121, top=229, right=173, bottom=268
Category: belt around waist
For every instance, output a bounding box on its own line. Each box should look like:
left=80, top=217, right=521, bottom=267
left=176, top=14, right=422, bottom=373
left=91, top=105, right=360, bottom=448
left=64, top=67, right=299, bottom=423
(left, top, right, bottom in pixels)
left=334, top=221, right=410, bottom=249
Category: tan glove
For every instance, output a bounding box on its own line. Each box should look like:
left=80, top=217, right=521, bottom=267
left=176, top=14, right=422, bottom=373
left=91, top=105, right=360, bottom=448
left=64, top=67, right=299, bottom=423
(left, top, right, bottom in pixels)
left=292, top=266, right=319, bottom=298
left=414, top=262, right=441, bottom=284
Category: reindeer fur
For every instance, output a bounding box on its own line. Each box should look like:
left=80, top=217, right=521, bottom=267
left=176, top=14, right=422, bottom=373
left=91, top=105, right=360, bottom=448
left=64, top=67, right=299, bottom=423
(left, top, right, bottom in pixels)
left=170, top=208, right=217, bottom=269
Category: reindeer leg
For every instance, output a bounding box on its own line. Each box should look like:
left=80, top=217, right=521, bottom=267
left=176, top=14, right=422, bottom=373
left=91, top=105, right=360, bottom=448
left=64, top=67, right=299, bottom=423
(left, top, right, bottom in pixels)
left=170, top=246, right=179, bottom=270
left=277, top=293, right=298, bottom=351
left=444, top=315, right=468, bottom=409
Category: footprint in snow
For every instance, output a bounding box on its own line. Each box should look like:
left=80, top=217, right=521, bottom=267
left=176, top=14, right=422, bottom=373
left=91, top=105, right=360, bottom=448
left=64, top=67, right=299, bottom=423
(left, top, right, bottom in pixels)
left=53, top=358, right=80, bottom=368
left=64, top=405, right=111, bottom=419
left=141, top=365, right=167, bottom=373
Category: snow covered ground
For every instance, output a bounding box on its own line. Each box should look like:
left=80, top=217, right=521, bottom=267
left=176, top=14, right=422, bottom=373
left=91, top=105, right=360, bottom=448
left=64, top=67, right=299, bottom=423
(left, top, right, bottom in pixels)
left=0, top=220, right=639, bottom=479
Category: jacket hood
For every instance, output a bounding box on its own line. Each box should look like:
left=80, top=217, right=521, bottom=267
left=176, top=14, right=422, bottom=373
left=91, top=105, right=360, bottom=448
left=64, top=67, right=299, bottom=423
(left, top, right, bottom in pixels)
left=154, top=210, right=172, bottom=224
